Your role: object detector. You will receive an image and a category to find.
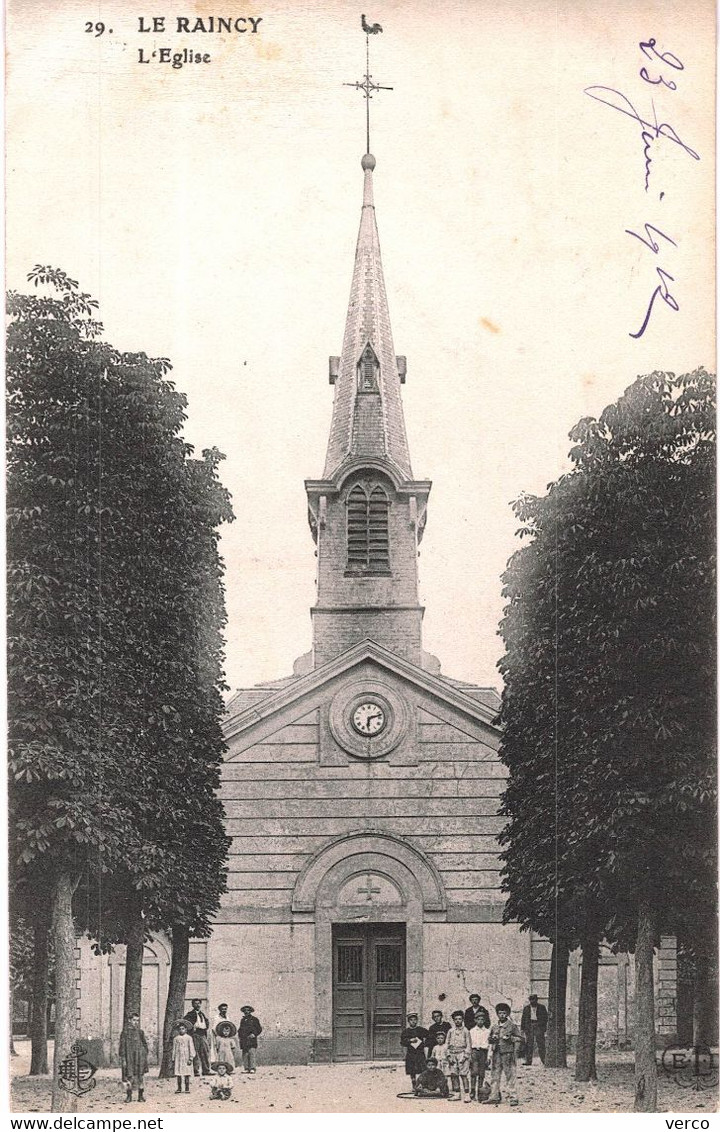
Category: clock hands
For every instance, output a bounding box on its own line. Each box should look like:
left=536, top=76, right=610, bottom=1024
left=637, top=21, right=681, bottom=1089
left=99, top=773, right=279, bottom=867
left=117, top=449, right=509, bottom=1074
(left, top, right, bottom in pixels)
left=353, top=702, right=386, bottom=734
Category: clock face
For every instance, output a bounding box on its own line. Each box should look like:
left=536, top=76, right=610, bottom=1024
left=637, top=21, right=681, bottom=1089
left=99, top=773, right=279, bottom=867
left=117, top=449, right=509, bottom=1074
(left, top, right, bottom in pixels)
left=352, top=701, right=387, bottom=736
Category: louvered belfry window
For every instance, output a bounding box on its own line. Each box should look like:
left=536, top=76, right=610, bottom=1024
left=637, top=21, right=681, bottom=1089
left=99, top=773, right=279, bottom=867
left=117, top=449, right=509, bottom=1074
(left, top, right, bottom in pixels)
left=358, top=343, right=379, bottom=391
left=347, top=484, right=390, bottom=570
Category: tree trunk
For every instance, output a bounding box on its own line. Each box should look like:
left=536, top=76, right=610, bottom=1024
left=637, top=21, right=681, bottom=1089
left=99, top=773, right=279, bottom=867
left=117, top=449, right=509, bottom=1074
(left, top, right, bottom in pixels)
left=159, top=924, right=190, bottom=1078
left=29, top=898, right=51, bottom=1075
left=575, top=934, right=599, bottom=1081
left=634, top=898, right=658, bottom=1113
left=50, top=871, right=79, bottom=1113
left=545, top=934, right=570, bottom=1067
left=10, top=984, right=17, bottom=1057
left=123, top=904, right=145, bottom=1028
left=692, top=950, right=718, bottom=1047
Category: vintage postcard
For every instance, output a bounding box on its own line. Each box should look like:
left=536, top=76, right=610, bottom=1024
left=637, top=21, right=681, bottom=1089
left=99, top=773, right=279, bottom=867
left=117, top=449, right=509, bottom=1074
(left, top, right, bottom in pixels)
left=6, top=0, right=716, bottom=1118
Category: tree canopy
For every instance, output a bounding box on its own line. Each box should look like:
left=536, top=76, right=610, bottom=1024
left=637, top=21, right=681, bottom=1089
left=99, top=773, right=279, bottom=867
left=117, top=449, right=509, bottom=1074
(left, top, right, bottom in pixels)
left=7, top=266, right=234, bottom=1104
left=497, top=368, right=716, bottom=1104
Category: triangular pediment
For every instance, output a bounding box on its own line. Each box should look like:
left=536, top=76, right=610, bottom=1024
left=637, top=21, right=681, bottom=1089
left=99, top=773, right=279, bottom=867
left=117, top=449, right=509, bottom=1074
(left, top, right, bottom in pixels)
left=223, top=639, right=500, bottom=752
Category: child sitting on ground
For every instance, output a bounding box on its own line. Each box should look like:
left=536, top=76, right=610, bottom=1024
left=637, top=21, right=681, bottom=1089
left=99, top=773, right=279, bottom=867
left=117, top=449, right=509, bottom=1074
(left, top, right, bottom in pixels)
left=413, top=1057, right=450, bottom=1098
left=203, top=1061, right=234, bottom=1100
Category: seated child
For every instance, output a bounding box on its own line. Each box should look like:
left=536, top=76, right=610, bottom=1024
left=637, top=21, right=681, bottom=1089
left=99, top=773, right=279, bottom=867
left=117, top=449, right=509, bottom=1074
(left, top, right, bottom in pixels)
left=204, top=1061, right=234, bottom=1100
left=414, top=1057, right=450, bottom=1098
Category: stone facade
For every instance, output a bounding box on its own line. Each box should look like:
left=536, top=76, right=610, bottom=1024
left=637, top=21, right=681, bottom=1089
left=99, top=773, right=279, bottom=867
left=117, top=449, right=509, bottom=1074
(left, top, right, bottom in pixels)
left=214, top=639, right=520, bottom=1061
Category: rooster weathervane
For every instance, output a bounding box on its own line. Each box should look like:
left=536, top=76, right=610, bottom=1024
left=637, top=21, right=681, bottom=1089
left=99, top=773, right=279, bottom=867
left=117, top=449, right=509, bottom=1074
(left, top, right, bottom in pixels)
left=343, top=15, right=393, bottom=154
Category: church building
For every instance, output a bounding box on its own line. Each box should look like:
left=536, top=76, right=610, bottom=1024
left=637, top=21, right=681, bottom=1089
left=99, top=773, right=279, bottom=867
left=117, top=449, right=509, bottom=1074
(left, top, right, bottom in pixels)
left=207, top=150, right=538, bottom=1063
left=75, top=147, right=677, bottom=1067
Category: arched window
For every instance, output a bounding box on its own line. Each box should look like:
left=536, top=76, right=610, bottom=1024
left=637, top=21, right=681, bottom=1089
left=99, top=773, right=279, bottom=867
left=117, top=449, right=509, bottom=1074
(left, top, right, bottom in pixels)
left=346, top=484, right=390, bottom=570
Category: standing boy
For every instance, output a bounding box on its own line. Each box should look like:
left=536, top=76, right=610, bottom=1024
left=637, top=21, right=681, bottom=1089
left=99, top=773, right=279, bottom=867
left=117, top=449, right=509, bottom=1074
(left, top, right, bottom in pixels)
left=119, top=1013, right=149, bottom=1104
left=463, top=993, right=491, bottom=1030
left=426, top=1009, right=451, bottom=1056
left=239, top=1005, right=262, bottom=1073
left=446, top=1010, right=472, bottom=1102
left=485, top=1002, right=522, bottom=1107
left=468, top=1014, right=491, bottom=1101
left=400, top=1013, right=429, bottom=1088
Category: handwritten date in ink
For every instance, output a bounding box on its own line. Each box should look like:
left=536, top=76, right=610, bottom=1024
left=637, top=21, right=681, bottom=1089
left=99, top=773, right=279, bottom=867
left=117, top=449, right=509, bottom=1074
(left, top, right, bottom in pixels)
left=585, top=37, right=697, bottom=339
left=625, top=224, right=679, bottom=339
left=584, top=38, right=698, bottom=193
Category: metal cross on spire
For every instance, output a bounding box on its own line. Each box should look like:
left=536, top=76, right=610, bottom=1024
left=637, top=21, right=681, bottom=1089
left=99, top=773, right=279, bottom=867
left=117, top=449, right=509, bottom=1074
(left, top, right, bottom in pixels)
left=343, top=19, right=393, bottom=155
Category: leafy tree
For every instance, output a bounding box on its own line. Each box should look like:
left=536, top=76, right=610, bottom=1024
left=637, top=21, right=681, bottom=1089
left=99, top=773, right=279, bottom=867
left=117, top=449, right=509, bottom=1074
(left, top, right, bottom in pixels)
left=497, top=369, right=716, bottom=1110
left=7, top=268, right=233, bottom=1106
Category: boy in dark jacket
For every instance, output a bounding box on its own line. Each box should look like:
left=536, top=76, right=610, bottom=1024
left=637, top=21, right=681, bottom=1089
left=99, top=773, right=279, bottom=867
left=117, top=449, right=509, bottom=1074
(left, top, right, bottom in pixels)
left=485, top=1003, right=522, bottom=1107
left=426, top=1009, right=451, bottom=1056
left=119, top=1013, right=149, bottom=1103
left=239, top=1005, right=262, bottom=1073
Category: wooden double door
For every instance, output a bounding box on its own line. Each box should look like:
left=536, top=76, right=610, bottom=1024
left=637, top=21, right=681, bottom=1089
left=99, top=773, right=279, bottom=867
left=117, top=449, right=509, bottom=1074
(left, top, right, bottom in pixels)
left=332, top=922, right=406, bottom=1060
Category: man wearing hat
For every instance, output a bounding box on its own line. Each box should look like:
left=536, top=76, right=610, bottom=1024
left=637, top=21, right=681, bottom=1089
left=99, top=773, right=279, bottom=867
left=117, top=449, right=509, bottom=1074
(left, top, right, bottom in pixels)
left=238, top=1005, right=263, bottom=1073
left=485, top=1002, right=522, bottom=1106
left=520, top=994, right=548, bottom=1066
left=184, top=998, right=211, bottom=1076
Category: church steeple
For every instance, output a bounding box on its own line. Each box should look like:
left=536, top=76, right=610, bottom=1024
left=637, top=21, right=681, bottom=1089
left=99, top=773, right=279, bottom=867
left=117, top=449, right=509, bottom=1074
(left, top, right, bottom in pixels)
left=323, top=153, right=412, bottom=480
left=306, top=153, right=431, bottom=670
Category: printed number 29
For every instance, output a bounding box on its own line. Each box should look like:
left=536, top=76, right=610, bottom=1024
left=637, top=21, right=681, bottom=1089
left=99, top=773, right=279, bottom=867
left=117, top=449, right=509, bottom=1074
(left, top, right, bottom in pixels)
left=85, top=21, right=107, bottom=36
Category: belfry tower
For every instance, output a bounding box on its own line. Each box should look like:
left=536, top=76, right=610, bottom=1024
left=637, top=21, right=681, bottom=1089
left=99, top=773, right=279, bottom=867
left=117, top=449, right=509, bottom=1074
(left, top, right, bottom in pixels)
left=305, top=152, right=432, bottom=668
left=210, top=34, right=534, bottom=1068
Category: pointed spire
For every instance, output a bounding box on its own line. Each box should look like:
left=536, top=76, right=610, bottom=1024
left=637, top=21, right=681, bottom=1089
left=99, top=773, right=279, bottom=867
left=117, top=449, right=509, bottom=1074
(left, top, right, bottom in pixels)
left=323, top=155, right=413, bottom=480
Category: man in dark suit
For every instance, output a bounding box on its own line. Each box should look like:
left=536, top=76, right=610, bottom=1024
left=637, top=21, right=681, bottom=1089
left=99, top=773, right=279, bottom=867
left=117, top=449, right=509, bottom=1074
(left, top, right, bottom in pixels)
left=520, top=994, right=548, bottom=1065
left=184, top=998, right=211, bottom=1075
left=463, top=993, right=490, bottom=1030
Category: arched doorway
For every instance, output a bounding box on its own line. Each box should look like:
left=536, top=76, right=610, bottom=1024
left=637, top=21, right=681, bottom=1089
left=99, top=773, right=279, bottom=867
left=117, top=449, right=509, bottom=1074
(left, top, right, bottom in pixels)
left=292, top=831, right=446, bottom=1061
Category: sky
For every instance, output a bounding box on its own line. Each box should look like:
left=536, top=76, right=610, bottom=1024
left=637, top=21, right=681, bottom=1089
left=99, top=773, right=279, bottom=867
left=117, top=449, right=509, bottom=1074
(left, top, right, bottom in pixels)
left=6, top=0, right=715, bottom=694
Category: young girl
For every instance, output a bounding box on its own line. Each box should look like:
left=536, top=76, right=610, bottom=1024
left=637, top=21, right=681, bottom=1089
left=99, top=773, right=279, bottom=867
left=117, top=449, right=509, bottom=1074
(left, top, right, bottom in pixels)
left=172, top=1021, right=195, bottom=1094
left=214, top=1019, right=238, bottom=1068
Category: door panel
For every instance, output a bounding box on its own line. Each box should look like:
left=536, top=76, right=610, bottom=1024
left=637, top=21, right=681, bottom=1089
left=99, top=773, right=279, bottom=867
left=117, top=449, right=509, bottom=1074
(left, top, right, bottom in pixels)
left=332, top=924, right=406, bottom=1060
left=334, top=936, right=367, bottom=1060
left=371, top=937, right=404, bottom=1059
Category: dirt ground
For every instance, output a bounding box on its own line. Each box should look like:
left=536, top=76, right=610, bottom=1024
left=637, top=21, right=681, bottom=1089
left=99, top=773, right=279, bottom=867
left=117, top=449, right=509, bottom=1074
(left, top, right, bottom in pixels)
left=10, top=1042, right=718, bottom=1115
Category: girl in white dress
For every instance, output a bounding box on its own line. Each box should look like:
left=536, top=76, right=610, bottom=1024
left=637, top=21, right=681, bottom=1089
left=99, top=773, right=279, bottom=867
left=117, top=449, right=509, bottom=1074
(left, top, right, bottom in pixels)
left=172, top=1022, right=195, bottom=1094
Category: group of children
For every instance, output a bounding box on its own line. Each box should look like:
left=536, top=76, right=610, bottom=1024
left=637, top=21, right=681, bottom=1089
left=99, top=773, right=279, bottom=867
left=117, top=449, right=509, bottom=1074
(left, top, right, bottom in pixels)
left=171, top=1004, right=263, bottom=1100
left=401, top=994, right=522, bottom=1106
left=118, top=1003, right=263, bottom=1103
